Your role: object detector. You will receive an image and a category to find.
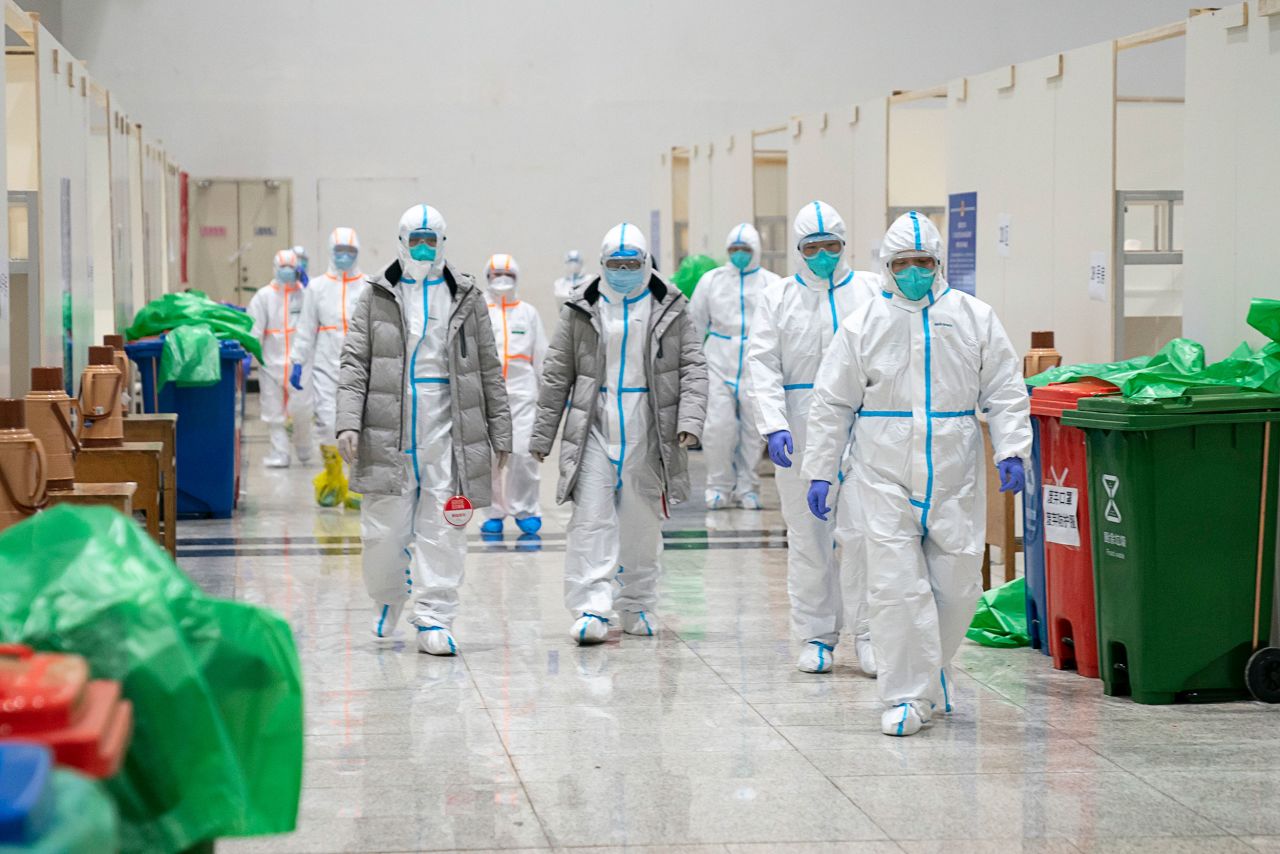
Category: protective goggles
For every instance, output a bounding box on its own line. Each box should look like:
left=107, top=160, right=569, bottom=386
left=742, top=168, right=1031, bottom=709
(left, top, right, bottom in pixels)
left=603, top=256, right=644, bottom=272
left=798, top=236, right=844, bottom=258
left=407, top=230, right=439, bottom=248
left=727, top=242, right=753, bottom=255
left=333, top=244, right=358, bottom=255
left=887, top=251, right=939, bottom=272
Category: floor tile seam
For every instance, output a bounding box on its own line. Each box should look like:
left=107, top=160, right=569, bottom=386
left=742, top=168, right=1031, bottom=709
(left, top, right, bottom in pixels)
left=454, top=650, right=557, bottom=850
left=1127, top=768, right=1258, bottom=838
left=665, top=622, right=899, bottom=845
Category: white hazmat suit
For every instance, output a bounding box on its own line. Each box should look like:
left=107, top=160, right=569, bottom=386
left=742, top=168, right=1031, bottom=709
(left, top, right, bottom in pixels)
left=803, top=211, right=1032, bottom=734
left=688, top=223, right=779, bottom=509
left=481, top=253, right=548, bottom=534
left=554, top=250, right=587, bottom=301
left=746, top=201, right=877, bottom=672
left=248, top=249, right=314, bottom=467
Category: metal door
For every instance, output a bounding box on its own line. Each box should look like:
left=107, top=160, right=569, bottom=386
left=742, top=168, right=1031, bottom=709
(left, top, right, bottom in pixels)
left=189, top=179, right=291, bottom=305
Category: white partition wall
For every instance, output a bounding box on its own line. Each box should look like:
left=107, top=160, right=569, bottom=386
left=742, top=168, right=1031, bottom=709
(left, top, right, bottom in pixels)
left=140, top=134, right=165, bottom=300
left=686, top=142, right=714, bottom=259
left=108, top=104, right=135, bottom=330
left=1184, top=1, right=1280, bottom=359
left=652, top=150, right=676, bottom=275
left=706, top=133, right=753, bottom=256
left=946, top=43, right=1117, bottom=364
left=88, top=85, right=114, bottom=340
left=888, top=99, right=947, bottom=218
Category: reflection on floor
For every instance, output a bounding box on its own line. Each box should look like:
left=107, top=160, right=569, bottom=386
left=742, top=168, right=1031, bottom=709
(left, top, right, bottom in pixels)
left=192, top=397, right=1280, bottom=854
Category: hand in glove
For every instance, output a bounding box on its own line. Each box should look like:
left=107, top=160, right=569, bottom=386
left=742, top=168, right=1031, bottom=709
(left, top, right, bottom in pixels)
left=678, top=432, right=698, bottom=448
left=767, top=430, right=794, bottom=468
left=807, top=479, right=832, bottom=521
left=289, top=363, right=304, bottom=391
left=997, top=457, right=1025, bottom=494
left=337, top=431, right=359, bottom=465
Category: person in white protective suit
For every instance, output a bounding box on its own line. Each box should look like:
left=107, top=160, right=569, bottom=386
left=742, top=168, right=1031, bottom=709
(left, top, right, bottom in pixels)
left=292, top=244, right=310, bottom=288
left=335, top=204, right=512, bottom=656
left=248, top=248, right=314, bottom=468
left=291, top=227, right=367, bottom=507
left=803, top=211, right=1031, bottom=736
left=687, top=223, right=780, bottom=510
left=553, top=249, right=587, bottom=301
left=745, top=201, right=879, bottom=675
left=530, top=222, right=708, bottom=645
left=479, top=253, right=548, bottom=537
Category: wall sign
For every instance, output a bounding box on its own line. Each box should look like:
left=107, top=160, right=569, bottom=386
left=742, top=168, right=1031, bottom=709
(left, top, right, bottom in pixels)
left=947, top=192, right=977, bottom=295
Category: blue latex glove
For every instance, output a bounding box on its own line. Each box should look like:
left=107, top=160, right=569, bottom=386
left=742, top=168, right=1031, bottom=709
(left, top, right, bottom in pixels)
left=289, top=363, right=304, bottom=391
left=998, top=457, right=1025, bottom=494
left=767, top=430, right=794, bottom=468
left=807, top=480, right=832, bottom=520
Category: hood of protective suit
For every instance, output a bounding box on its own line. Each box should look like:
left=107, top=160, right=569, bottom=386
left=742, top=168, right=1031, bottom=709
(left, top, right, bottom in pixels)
left=565, top=249, right=583, bottom=275
left=273, top=248, right=300, bottom=286
left=397, top=204, right=447, bottom=281
left=327, top=226, right=361, bottom=275
left=485, top=252, right=520, bottom=302
left=725, top=222, right=762, bottom=272
left=881, top=211, right=945, bottom=302
left=792, top=200, right=852, bottom=288
left=599, top=222, right=652, bottom=296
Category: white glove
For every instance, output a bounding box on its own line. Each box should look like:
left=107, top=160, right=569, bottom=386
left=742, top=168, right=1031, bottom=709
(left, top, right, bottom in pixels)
left=531, top=450, right=546, bottom=463
left=496, top=451, right=510, bottom=470
left=678, top=432, right=698, bottom=448
left=338, top=431, right=359, bottom=465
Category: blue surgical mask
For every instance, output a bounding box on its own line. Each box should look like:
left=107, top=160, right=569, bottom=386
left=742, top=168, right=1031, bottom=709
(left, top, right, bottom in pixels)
left=277, top=268, right=298, bottom=284
left=893, top=266, right=937, bottom=301
left=409, top=243, right=437, bottom=262
left=804, top=250, right=840, bottom=280
left=603, top=268, right=645, bottom=295
left=333, top=251, right=356, bottom=271
left=729, top=250, right=753, bottom=271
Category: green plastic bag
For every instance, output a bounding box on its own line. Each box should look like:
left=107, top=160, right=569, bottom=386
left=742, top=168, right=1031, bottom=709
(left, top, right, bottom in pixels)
left=1026, top=337, right=1205, bottom=389
left=159, top=323, right=222, bottom=387
left=126, top=291, right=262, bottom=363
left=671, top=254, right=720, bottom=298
left=967, top=577, right=1030, bottom=648
left=0, top=507, right=303, bottom=853
left=0, top=769, right=120, bottom=854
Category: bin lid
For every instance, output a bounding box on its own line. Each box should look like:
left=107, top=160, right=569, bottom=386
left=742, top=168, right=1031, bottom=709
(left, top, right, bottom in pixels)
left=127, top=335, right=245, bottom=361
left=1030, top=379, right=1118, bottom=418
left=0, top=743, right=52, bottom=844
left=0, top=646, right=89, bottom=734
left=1064, top=387, right=1280, bottom=430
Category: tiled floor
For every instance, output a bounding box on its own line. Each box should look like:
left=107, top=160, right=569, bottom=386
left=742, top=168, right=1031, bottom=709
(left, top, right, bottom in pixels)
left=194, top=400, right=1280, bottom=853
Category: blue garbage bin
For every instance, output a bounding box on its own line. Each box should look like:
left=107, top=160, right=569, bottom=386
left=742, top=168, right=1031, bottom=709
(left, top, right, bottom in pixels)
left=1024, top=400, right=1050, bottom=654
left=126, top=337, right=245, bottom=518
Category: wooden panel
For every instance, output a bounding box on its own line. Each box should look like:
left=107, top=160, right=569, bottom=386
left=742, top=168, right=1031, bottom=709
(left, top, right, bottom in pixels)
left=1183, top=0, right=1280, bottom=358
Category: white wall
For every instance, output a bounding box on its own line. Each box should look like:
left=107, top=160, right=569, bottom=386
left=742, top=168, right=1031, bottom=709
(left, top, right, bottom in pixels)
left=58, top=0, right=1192, bottom=323
left=1183, top=1, right=1280, bottom=360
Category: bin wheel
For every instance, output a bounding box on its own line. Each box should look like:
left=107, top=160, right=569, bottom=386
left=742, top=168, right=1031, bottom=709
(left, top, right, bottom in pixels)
left=1246, top=647, right=1280, bottom=703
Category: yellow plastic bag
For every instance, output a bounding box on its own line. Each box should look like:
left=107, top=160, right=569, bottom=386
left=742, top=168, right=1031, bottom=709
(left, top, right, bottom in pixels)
left=312, top=445, right=348, bottom=508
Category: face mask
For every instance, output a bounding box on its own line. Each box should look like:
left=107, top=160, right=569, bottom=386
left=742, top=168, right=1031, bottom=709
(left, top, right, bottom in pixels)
left=409, top=243, right=437, bottom=263
left=489, top=275, right=516, bottom=295
left=568, top=261, right=583, bottom=276
left=277, top=268, right=298, bottom=284
left=804, top=250, right=840, bottom=280
left=297, top=258, right=308, bottom=273
left=603, top=267, right=645, bottom=295
left=333, top=251, right=357, bottom=271
left=893, top=266, right=937, bottom=301
left=729, top=250, right=753, bottom=271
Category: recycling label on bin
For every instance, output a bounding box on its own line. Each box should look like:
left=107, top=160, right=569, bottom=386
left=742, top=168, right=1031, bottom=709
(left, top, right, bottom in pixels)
left=1100, top=473, right=1128, bottom=560
left=1044, top=485, right=1080, bottom=547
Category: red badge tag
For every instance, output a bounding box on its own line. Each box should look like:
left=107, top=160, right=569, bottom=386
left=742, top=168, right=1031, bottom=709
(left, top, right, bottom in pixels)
left=443, top=495, right=474, bottom=528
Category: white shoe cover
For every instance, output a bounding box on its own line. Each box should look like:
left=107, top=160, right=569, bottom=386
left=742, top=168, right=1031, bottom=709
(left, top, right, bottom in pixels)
left=571, top=613, right=609, bottom=645
left=621, top=610, right=655, bottom=637
left=263, top=453, right=290, bottom=468
left=738, top=492, right=763, bottom=510
left=705, top=490, right=727, bottom=511
left=371, top=602, right=405, bottom=643
left=855, top=634, right=877, bottom=678
left=797, top=640, right=834, bottom=673
left=416, top=625, right=458, bottom=656
left=881, top=703, right=925, bottom=737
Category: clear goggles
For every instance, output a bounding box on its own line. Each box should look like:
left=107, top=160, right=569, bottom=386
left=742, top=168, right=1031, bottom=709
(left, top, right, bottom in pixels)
left=887, top=251, right=939, bottom=272
left=603, top=252, right=644, bottom=272
left=407, top=230, right=439, bottom=249
left=798, top=235, right=844, bottom=258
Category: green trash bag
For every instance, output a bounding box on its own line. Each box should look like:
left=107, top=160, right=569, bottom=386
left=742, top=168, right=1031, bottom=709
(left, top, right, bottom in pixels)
left=671, top=254, right=720, bottom=299
left=0, top=769, right=121, bottom=854
left=126, top=291, right=262, bottom=363
left=1026, top=337, right=1205, bottom=390
left=0, top=507, right=303, bottom=854
left=967, top=577, right=1030, bottom=648
left=159, top=323, right=222, bottom=388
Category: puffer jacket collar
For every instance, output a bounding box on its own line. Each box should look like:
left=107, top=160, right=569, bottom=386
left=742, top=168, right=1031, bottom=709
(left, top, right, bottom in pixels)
left=368, top=259, right=467, bottom=301
left=568, top=273, right=683, bottom=334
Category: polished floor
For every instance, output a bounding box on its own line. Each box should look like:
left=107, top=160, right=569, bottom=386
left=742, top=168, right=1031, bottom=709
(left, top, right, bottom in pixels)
left=192, top=398, right=1280, bottom=854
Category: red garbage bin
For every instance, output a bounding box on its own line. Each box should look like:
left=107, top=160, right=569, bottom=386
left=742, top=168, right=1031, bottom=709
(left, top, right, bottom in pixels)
left=1031, top=380, right=1118, bottom=678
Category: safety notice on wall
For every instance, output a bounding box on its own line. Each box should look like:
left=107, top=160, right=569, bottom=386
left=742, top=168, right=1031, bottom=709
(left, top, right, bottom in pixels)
left=947, top=192, right=977, bottom=296
left=1043, top=484, right=1080, bottom=547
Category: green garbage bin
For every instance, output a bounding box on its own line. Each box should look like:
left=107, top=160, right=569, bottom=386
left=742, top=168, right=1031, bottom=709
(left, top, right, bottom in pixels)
left=1063, top=388, right=1280, bottom=704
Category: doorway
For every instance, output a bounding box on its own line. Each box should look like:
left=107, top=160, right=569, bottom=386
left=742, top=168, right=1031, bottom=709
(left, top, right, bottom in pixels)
left=188, top=179, right=292, bottom=305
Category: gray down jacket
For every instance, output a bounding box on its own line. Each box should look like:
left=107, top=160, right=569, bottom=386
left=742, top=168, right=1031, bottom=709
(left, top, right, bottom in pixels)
left=335, top=260, right=512, bottom=503
left=529, top=274, right=708, bottom=506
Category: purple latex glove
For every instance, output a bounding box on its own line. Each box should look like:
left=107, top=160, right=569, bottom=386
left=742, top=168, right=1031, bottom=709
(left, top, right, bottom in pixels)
left=767, top=429, right=794, bottom=468
left=807, top=480, right=832, bottom=520
left=289, top=363, right=304, bottom=391
left=998, top=457, right=1025, bottom=494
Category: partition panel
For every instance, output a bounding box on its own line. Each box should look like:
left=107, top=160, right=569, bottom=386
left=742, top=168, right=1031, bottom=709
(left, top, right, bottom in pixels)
left=686, top=142, right=714, bottom=259
left=706, top=133, right=753, bottom=256
left=850, top=98, right=889, bottom=269
left=1184, top=1, right=1280, bottom=358
left=947, top=43, right=1116, bottom=364
left=108, top=100, right=135, bottom=330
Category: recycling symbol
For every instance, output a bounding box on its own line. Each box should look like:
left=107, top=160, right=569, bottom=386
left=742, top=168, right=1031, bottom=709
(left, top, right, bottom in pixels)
left=1102, top=474, right=1122, bottom=524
